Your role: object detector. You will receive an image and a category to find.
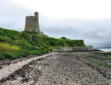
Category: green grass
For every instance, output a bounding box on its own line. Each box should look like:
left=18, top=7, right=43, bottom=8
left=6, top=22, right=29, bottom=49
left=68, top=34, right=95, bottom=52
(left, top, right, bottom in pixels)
left=0, top=27, right=85, bottom=59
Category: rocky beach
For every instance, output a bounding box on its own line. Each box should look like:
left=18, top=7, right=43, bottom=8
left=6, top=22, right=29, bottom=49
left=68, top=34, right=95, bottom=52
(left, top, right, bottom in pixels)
left=0, top=52, right=111, bottom=85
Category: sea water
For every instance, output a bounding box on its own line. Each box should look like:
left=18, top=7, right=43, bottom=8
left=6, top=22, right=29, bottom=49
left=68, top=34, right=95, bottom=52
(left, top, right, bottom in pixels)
left=99, top=48, right=111, bottom=52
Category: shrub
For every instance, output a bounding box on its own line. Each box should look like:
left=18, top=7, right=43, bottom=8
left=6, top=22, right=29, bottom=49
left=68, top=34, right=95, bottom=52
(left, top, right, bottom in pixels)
left=61, top=36, right=67, bottom=39
left=0, top=43, right=20, bottom=56
left=29, top=50, right=42, bottom=55
left=0, top=27, right=85, bottom=60
left=9, top=50, right=29, bottom=59
left=10, top=52, right=21, bottom=59
left=0, top=36, right=13, bottom=44
left=0, top=43, right=19, bottom=51
left=0, top=54, right=5, bottom=60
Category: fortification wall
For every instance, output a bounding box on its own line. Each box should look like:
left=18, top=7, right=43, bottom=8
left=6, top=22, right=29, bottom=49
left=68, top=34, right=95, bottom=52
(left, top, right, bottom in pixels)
left=25, top=12, right=40, bottom=33
left=25, top=16, right=36, bottom=32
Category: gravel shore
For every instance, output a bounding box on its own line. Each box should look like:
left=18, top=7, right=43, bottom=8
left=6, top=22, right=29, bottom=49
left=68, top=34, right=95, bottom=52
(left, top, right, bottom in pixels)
left=0, top=52, right=111, bottom=85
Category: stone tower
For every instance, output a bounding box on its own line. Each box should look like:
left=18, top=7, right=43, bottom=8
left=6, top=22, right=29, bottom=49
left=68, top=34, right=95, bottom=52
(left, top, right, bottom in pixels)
left=25, top=12, right=40, bottom=33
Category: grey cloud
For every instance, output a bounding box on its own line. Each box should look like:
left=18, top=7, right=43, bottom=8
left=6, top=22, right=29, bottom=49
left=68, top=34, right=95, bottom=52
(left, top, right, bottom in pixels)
left=0, top=0, right=111, bottom=48
left=0, top=0, right=34, bottom=31
left=39, top=18, right=111, bottom=47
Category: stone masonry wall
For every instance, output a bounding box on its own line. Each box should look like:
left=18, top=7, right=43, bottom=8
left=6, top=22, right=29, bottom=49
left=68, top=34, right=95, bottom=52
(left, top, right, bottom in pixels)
left=25, top=12, right=40, bottom=33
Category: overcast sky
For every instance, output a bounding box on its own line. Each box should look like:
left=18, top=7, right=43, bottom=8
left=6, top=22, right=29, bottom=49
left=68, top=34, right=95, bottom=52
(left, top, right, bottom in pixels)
left=0, top=0, right=111, bottom=48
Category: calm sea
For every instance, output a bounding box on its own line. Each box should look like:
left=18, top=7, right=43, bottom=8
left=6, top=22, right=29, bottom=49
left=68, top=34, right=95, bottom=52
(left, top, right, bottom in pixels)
left=99, top=48, right=111, bottom=52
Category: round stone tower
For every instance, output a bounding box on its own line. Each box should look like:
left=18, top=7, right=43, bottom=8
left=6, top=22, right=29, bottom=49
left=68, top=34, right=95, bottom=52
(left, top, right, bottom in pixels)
left=34, top=12, right=40, bottom=33
left=25, top=12, right=40, bottom=33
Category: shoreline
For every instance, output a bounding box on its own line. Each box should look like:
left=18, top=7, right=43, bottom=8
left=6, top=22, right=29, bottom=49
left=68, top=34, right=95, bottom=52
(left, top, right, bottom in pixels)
left=0, top=52, right=57, bottom=80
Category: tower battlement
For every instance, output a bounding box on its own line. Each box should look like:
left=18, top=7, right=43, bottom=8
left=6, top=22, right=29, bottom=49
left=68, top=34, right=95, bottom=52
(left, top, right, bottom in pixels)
left=25, top=12, right=40, bottom=33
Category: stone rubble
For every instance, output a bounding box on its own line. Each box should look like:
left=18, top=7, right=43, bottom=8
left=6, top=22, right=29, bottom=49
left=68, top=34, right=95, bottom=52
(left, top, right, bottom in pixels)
left=0, top=52, right=111, bottom=85
left=0, top=53, right=54, bottom=80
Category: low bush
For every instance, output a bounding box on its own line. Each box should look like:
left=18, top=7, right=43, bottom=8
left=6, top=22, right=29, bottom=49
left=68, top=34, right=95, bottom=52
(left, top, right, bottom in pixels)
left=0, top=43, right=20, bottom=55
left=0, top=54, right=5, bottom=60
left=0, top=27, right=85, bottom=60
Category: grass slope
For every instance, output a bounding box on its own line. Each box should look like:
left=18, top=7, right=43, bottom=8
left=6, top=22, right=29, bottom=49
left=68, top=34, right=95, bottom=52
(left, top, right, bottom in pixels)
left=0, top=28, right=85, bottom=59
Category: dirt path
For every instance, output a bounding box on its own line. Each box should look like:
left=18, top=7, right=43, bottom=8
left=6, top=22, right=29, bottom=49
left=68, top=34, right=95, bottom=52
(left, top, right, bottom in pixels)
left=0, top=52, right=111, bottom=85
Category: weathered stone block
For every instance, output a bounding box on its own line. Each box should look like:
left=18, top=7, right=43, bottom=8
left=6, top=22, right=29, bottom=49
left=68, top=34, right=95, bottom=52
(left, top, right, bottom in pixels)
left=25, top=12, right=41, bottom=33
